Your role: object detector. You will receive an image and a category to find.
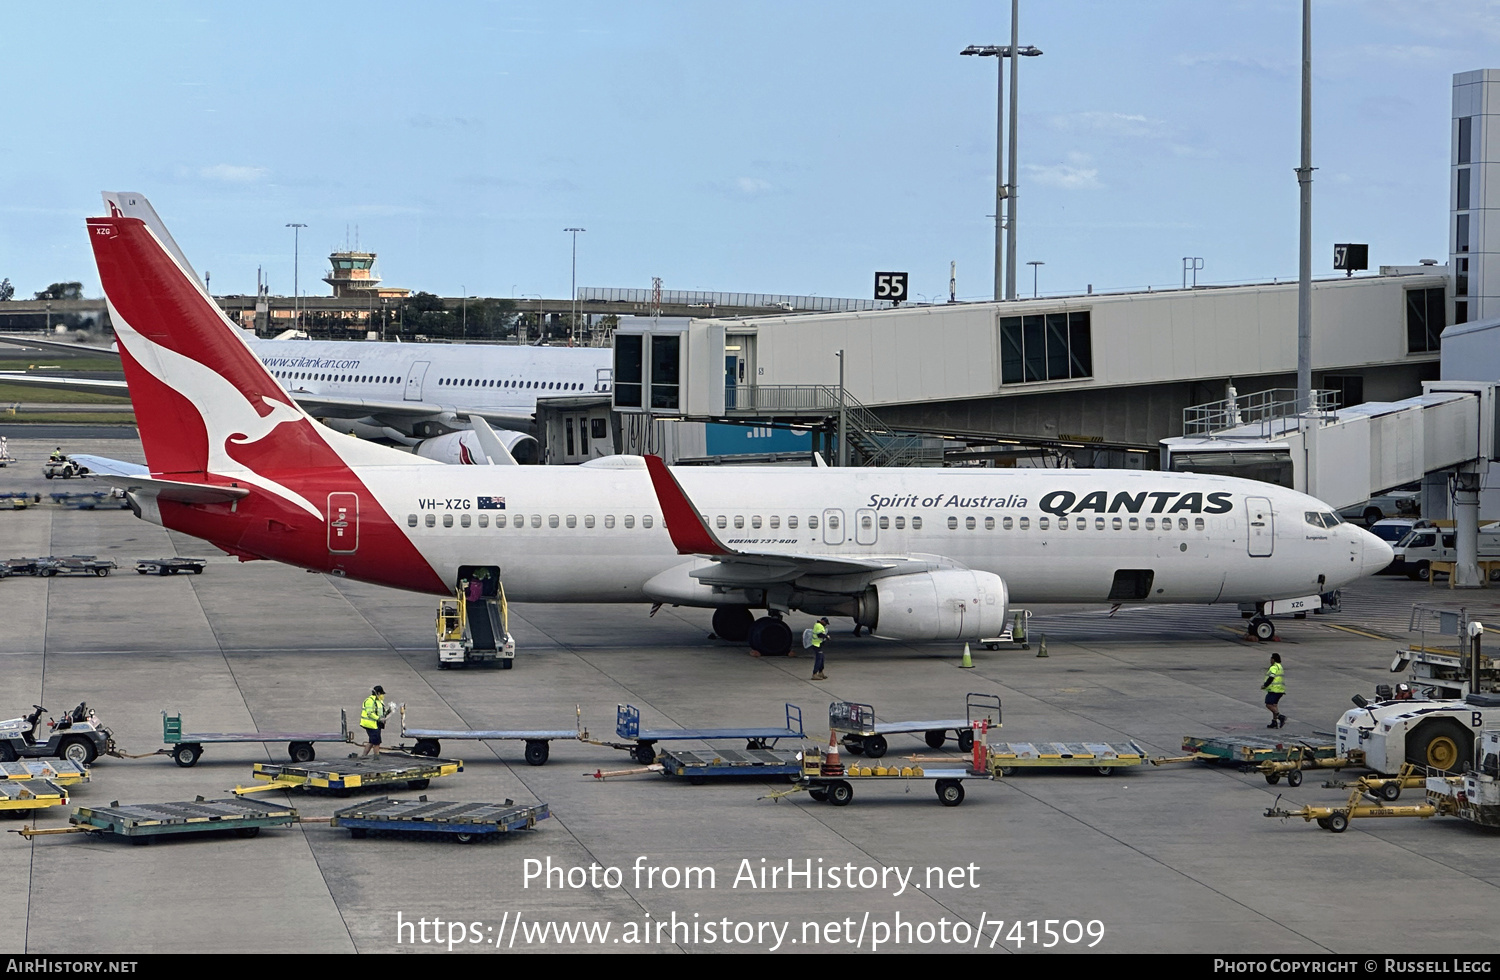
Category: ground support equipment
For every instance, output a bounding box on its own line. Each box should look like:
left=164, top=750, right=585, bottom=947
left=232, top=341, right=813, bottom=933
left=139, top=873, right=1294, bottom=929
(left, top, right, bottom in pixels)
left=614, top=703, right=804, bottom=765
left=0, top=780, right=69, bottom=818
left=0, top=492, right=38, bottom=509
left=0, top=760, right=89, bottom=785
left=980, top=610, right=1032, bottom=650
left=162, top=709, right=352, bottom=767
left=774, top=746, right=991, bottom=807
left=399, top=705, right=583, bottom=766
left=34, top=556, right=116, bottom=577
left=1264, top=784, right=1438, bottom=833
left=1180, top=734, right=1341, bottom=766
left=14, top=798, right=298, bottom=844
left=330, top=797, right=548, bottom=842
left=236, top=757, right=462, bottom=796
left=1322, top=763, right=1428, bottom=801
left=829, top=693, right=1001, bottom=758
left=652, top=747, right=805, bottom=784
left=135, top=558, right=208, bottom=576
left=987, top=741, right=1148, bottom=776
left=49, top=491, right=116, bottom=510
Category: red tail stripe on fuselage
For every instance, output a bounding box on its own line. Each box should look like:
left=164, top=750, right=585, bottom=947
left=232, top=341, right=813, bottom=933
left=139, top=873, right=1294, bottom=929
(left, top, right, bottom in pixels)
left=87, top=215, right=448, bottom=595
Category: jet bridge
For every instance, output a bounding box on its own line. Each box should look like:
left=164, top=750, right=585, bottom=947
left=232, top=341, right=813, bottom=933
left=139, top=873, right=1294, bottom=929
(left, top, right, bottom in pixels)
left=1161, top=381, right=1500, bottom=587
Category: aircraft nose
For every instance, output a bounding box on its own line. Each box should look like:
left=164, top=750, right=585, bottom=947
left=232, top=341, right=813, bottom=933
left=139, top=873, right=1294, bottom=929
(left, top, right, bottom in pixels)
left=1361, top=528, right=1395, bottom=575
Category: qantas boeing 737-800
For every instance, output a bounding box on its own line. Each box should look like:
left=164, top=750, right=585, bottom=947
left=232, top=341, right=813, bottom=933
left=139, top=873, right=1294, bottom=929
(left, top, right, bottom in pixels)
left=84, top=210, right=1393, bottom=654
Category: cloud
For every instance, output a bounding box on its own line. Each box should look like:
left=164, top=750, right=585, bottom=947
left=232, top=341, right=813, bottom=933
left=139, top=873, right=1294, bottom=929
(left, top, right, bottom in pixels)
left=1048, top=111, right=1167, bottom=139
left=1176, top=53, right=1292, bottom=76
left=1025, top=152, right=1102, bottom=190
left=199, top=164, right=268, bottom=183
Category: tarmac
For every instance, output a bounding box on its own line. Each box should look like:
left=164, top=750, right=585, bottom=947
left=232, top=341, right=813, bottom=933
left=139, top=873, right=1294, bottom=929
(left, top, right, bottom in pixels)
left=3, top=430, right=1500, bottom=955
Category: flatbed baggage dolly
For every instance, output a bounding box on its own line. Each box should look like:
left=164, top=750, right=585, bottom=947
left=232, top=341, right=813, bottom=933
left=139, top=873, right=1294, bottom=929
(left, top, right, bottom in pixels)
left=0, top=492, right=39, bottom=509
left=34, top=555, right=117, bottom=577
left=653, top=747, right=805, bottom=784
left=0, top=759, right=90, bottom=785
left=0, top=780, right=69, bottom=818
left=614, top=703, right=804, bottom=765
left=331, top=797, right=549, bottom=842
left=235, top=757, right=463, bottom=796
left=1180, top=734, right=1341, bottom=767
left=13, top=797, right=299, bottom=845
left=989, top=741, right=1148, bottom=776
left=831, top=693, right=1001, bottom=758
left=161, top=709, right=353, bottom=767
left=135, top=557, right=207, bottom=576
left=399, top=705, right=584, bottom=766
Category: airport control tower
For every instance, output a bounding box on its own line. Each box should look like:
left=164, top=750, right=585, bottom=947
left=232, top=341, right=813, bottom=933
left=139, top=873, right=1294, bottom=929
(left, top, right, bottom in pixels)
left=323, top=250, right=409, bottom=299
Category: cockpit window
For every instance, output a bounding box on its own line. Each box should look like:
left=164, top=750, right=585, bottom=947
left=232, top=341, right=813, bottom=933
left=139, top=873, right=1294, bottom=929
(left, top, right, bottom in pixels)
left=1305, top=511, right=1344, bottom=529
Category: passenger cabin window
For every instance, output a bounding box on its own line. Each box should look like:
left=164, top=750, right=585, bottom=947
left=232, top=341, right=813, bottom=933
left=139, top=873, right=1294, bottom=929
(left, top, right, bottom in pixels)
left=443, top=514, right=454, bottom=528
left=912, top=516, right=924, bottom=530
left=1095, top=518, right=1105, bottom=530
left=965, top=516, right=976, bottom=530
left=549, top=515, right=560, bottom=528
left=496, top=515, right=507, bottom=528
left=770, top=516, right=780, bottom=529
left=827, top=515, right=839, bottom=530
left=604, top=515, right=615, bottom=529
left=788, top=516, right=798, bottom=530
left=407, top=514, right=417, bottom=527
left=1040, top=516, right=1050, bottom=530
left=984, top=516, right=995, bottom=530
left=716, top=515, right=727, bottom=529
left=1128, top=517, right=1138, bottom=530
left=895, top=516, right=906, bottom=529
left=734, top=516, right=744, bottom=529
left=1177, top=517, right=1188, bottom=531
left=1194, top=518, right=1204, bottom=531
left=947, top=517, right=958, bottom=530
left=809, top=516, right=819, bottom=530
left=643, top=515, right=654, bottom=528
left=531, top=515, right=542, bottom=528
left=879, top=516, right=890, bottom=530
left=625, top=515, right=635, bottom=529
left=1018, top=517, right=1028, bottom=530
left=751, top=516, right=762, bottom=529
left=460, top=514, right=471, bottom=528
left=477, top=514, right=488, bottom=528
left=1112, top=517, right=1122, bottom=530
left=1002, top=517, right=1013, bottom=530
left=1057, top=517, right=1068, bottom=530
left=566, top=515, right=577, bottom=528
left=584, top=515, right=595, bottom=528
left=1145, top=517, right=1155, bottom=530
left=861, top=514, right=873, bottom=531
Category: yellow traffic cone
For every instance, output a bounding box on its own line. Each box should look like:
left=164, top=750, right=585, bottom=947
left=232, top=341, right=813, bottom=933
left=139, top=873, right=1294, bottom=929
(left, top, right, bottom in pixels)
left=1036, top=633, right=1049, bottom=658
left=960, top=642, right=974, bottom=668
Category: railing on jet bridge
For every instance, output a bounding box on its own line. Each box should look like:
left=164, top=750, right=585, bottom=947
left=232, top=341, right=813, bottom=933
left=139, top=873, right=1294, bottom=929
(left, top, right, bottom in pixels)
left=724, top=385, right=942, bottom=467
left=1182, top=387, right=1340, bottom=438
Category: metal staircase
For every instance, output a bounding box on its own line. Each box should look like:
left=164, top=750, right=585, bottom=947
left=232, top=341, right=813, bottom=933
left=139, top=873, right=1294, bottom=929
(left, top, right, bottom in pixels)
left=723, top=385, right=943, bottom=467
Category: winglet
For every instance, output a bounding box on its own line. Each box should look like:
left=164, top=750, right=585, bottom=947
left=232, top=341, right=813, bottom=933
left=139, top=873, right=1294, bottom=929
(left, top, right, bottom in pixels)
left=642, top=455, right=733, bottom=556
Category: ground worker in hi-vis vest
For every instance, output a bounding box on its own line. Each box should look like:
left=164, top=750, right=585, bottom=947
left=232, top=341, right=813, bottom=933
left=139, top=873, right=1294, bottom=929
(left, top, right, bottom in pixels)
left=811, top=618, right=829, bottom=681
left=359, top=685, right=389, bottom=757
left=1262, top=654, right=1286, bottom=729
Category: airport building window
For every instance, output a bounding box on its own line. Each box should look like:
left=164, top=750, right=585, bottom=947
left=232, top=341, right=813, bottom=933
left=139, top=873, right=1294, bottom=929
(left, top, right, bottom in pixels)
left=425, top=513, right=436, bottom=528
left=531, top=515, right=542, bottom=528
left=549, top=515, right=559, bottom=528
left=605, top=515, right=615, bottom=529
left=1457, top=214, right=1470, bottom=254
left=1406, top=287, right=1445, bottom=353
left=1458, top=167, right=1471, bottom=210
left=1458, top=115, right=1473, bottom=164
left=566, top=515, right=577, bottom=528
left=625, top=515, right=635, bottom=529
left=460, top=514, right=471, bottom=528
left=879, top=516, right=890, bottom=530
left=650, top=335, right=681, bottom=410
left=614, top=335, right=643, bottom=407
left=407, top=514, right=417, bottom=527
left=443, top=514, right=454, bottom=528
left=1000, top=311, right=1092, bottom=384
left=912, top=516, right=924, bottom=530
left=643, top=515, right=654, bottom=528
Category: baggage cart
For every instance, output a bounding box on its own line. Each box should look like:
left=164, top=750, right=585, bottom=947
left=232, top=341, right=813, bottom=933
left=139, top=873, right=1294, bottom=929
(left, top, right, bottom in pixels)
left=615, top=703, right=803, bottom=765
left=14, top=797, right=298, bottom=844
left=830, top=693, right=1001, bottom=757
left=135, top=558, right=208, bottom=576
left=0, top=779, right=69, bottom=817
left=236, top=756, right=463, bottom=796
left=162, top=708, right=352, bottom=767
left=989, top=740, right=1148, bottom=776
left=0, top=759, right=89, bottom=785
left=331, top=797, right=548, bottom=842
left=399, top=705, right=581, bottom=766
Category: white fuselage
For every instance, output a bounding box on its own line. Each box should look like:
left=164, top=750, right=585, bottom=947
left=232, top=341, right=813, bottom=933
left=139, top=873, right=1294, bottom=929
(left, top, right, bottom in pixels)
left=339, top=459, right=1390, bottom=604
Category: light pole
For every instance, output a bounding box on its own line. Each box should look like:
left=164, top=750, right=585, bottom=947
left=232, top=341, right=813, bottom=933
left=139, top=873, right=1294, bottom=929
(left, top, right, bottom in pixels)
left=461, top=284, right=467, bottom=340
left=565, top=227, right=585, bottom=345
left=1028, top=260, right=1045, bottom=298
left=286, top=223, right=307, bottom=331
left=961, top=27, right=1041, bottom=301
left=835, top=349, right=847, bottom=467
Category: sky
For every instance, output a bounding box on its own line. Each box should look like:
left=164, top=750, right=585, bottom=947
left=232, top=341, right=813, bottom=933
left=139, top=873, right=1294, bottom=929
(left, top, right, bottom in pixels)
left=1, top=0, right=1496, bottom=305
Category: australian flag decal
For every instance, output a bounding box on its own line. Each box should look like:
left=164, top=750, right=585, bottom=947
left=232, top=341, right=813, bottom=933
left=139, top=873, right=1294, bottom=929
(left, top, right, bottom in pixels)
left=477, top=496, right=506, bottom=510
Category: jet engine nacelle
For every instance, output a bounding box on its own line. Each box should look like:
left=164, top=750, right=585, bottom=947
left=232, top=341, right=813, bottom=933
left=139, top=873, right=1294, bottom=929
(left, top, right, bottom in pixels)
left=858, top=569, right=1009, bottom=641
left=413, top=429, right=539, bottom=465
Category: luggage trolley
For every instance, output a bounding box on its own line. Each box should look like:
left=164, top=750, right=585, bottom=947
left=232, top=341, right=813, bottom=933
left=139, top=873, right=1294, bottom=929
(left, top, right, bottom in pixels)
left=399, top=705, right=583, bottom=766
left=162, top=709, right=353, bottom=767
left=614, top=703, right=804, bottom=765
left=235, top=757, right=463, bottom=796
left=14, top=797, right=299, bottom=845
left=830, top=693, right=1002, bottom=758
left=330, top=797, right=549, bottom=842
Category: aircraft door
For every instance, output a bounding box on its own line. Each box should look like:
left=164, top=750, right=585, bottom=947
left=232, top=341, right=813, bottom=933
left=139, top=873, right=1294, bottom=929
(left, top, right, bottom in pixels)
left=855, top=507, right=878, bottom=546
left=823, top=508, right=845, bottom=546
left=327, top=492, right=359, bottom=554
left=1246, top=496, right=1273, bottom=557
left=404, top=360, right=431, bottom=401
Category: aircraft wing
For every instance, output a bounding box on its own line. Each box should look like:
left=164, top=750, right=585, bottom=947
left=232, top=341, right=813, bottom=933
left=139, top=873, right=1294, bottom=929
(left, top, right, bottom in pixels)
left=288, top=391, right=534, bottom=430
left=642, top=454, right=946, bottom=585
left=0, top=335, right=118, bottom=356
left=0, top=373, right=129, bottom=394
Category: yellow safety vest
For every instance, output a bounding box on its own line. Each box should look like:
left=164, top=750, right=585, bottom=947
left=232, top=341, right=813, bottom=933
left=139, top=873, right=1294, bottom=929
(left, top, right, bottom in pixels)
left=361, top=695, right=383, bottom=729
left=1266, top=663, right=1285, bottom=694
left=812, top=623, right=827, bottom=648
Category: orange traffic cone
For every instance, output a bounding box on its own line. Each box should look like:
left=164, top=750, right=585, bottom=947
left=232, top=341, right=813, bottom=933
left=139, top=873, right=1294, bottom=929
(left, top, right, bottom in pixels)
left=821, top=729, right=843, bottom=776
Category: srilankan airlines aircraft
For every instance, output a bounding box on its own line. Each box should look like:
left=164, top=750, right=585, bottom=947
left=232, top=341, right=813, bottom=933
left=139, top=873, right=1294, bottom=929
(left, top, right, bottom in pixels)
left=86, top=211, right=1394, bottom=653
left=0, top=192, right=613, bottom=464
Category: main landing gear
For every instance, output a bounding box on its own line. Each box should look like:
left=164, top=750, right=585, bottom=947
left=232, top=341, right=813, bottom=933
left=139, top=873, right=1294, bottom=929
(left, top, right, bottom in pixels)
left=711, top=606, right=754, bottom=642
left=712, top=605, right=794, bottom=656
